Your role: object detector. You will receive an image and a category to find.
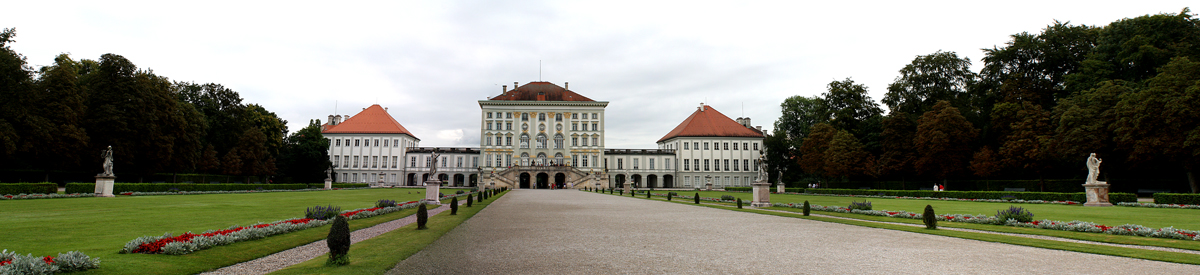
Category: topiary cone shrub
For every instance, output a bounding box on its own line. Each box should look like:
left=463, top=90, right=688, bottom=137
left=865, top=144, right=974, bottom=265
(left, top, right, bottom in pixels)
left=416, top=203, right=429, bottom=230
left=478, top=192, right=483, bottom=202
left=450, top=197, right=458, bottom=215
left=326, top=215, right=351, bottom=266
left=802, top=200, right=810, bottom=216
left=466, top=193, right=473, bottom=207
left=647, top=191, right=651, bottom=198
left=694, top=193, right=700, bottom=204
left=737, top=198, right=743, bottom=209
left=923, top=204, right=937, bottom=229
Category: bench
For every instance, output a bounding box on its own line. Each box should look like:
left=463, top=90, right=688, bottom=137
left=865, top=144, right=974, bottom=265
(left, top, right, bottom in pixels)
left=1003, top=188, right=1026, bottom=192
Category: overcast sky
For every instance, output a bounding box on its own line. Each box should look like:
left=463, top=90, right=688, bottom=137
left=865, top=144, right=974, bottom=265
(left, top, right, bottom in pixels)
left=4, top=1, right=1194, bottom=148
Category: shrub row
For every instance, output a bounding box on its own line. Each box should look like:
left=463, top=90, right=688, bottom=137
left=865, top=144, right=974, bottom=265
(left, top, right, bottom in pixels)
left=0, top=183, right=57, bottom=195
left=65, top=183, right=370, bottom=193
left=804, top=188, right=1137, bottom=204
left=1154, top=193, right=1200, bottom=205
left=725, top=187, right=806, bottom=193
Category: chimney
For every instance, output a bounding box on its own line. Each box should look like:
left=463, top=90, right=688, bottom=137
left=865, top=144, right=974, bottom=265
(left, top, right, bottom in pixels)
left=328, top=115, right=335, bottom=125
left=502, top=85, right=507, bottom=94
left=565, top=82, right=569, bottom=90
left=743, top=117, right=752, bottom=128
left=514, top=82, right=519, bottom=90
left=698, top=103, right=705, bottom=111
left=756, top=126, right=762, bottom=132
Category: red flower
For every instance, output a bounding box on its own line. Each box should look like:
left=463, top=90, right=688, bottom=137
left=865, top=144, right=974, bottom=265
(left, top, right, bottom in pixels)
left=0, top=260, right=11, bottom=266
left=43, top=256, right=54, bottom=264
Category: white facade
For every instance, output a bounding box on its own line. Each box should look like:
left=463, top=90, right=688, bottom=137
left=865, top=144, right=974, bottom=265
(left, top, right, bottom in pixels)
left=326, top=133, right=419, bottom=185
left=402, top=147, right=481, bottom=187
left=657, top=137, right=763, bottom=189
left=477, top=100, right=608, bottom=175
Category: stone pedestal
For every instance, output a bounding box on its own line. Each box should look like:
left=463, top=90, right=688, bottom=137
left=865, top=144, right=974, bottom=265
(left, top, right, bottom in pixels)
left=776, top=184, right=784, bottom=193
left=705, top=183, right=713, bottom=191
left=623, top=182, right=631, bottom=194
left=324, top=179, right=332, bottom=190
left=1083, top=183, right=1112, bottom=207
left=751, top=181, right=771, bottom=207
left=423, top=180, right=442, bottom=205
left=95, top=175, right=115, bottom=197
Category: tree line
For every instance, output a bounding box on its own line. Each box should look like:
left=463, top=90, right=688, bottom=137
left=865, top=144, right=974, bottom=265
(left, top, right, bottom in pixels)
left=766, top=8, right=1200, bottom=193
left=0, top=28, right=330, bottom=183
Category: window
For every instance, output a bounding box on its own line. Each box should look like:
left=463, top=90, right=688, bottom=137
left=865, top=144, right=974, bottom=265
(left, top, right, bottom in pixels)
left=487, top=112, right=493, bottom=118
left=496, top=137, right=502, bottom=146
left=441, top=157, right=447, bottom=167
left=592, top=137, right=598, bottom=146
left=472, top=157, right=478, bottom=167
left=554, top=134, right=564, bottom=149
left=753, top=159, right=759, bottom=171
left=341, top=173, right=347, bottom=182
left=743, top=142, right=748, bottom=150
left=572, top=137, right=578, bottom=146
left=486, top=122, right=493, bottom=130
left=733, top=142, right=738, bottom=150
left=572, top=113, right=578, bottom=119
left=724, top=142, right=729, bottom=150
left=522, top=113, right=529, bottom=121
left=582, top=156, right=589, bottom=167
left=344, top=139, right=350, bottom=146
left=425, top=156, right=431, bottom=167
left=617, top=159, right=623, bottom=169
left=685, top=176, right=691, bottom=186
left=374, top=139, right=379, bottom=147
left=486, top=136, right=493, bottom=146
left=733, top=159, right=739, bottom=171
left=496, top=155, right=502, bottom=167
left=372, top=156, right=378, bottom=168
left=744, top=159, right=750, bottom=171
left=354, top=139, right=360, bottom=146
left=572, top=123, right=578, bottom=131
left=536, top=134, right=547, bottom=149
left=520, top=135, right=530, bottom=149
left=649, top=158, right=655, bottom=169
left=393, top=139, right=399, bottom=147
left=384, top=139, right=389, bottom=147
left=572, top=154, right=578, bottom=166
left=392, top=156, right=398, bottom=168
left=754, top=142, right=759, bottom=150
left=592, top=156, right=598, bottom=167
left=353, top=173, right=358, bottom=182
left=592, top=123, right=597, bottom=131
left=506, top=155, right=512, bottom=166
left=633, top=159, right=639, bottom=169
left=666, top=158, right=671, bottom=169
left=457, top=157, right=463, bottom=168
left=539, top=113, right=546, bottom=121
left=704, top=159, right=710, bottom=171
left=506, top=122, right=512, bottom=130
left=684, top=159, right=690, bottom=171
left=684, top=142, right=689, bottom=150
left=334, top=156, right=340, bottom=167
left=335, top=139, right=341, bottom=146
left=353, top=156, right=360, bottom=168
left=592, top=113, right=597, bottom=119
left=723, top=159, right=729, bottom=171
left=555, top=113, right=562, bottom=121
left=581, top=137, right=587, bottom=146
left=506, top=137, right=512, bottom=146
left=703, top=142, right=709, bottom=150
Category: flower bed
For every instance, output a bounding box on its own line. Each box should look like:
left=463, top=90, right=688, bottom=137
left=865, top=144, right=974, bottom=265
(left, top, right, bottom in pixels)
left=781, top=192, right=1085, bottom=205
left=1, top=193, right=96, bottom=200
left=120, top=200, right=423, bottom=255
left=0, top=250, right=100, bottom=274
left=118, top=187, right=371, bottom=197
left=1116, top=202, right=1200, bottom=209
left=773, top=202, right=1200, bottom=241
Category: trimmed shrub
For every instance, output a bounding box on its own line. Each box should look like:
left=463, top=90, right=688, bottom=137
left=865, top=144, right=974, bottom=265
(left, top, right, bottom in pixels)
left=720, top=195, right=736, bottom=201
left=376, top=199, right=396, bottom=208
left=0, top=183, right=58, bottom=195
left=737, top=198, right=743, bottom=209
left=994, top=206, right=1034, bottom=224
left=646, top=191, right=651, bottom=198
left=456, top=190, right=465, bottom=194
left=619, top=190, right=624, bottom=196
left=306, top=205, right=341, bottom=220
left=802, top=200, right=810, bottom=216
left=466, top=193, right=473, bottom=207
left=848, top=200, right=872, bottom=211
left=805, top=188, right=1137, bottom=203
left=1154, top=193, right=1200, bottom=205
left=450, top=197, right=458, bottom=215
left=923, top=205, right=937, bottom=229
left=694, top=193, right=700, bottom=204
left=416, top=203, right=429, bottom=230
left=326, top=215, right=351, bottom=266
left=478, top=192, right=484, bottom=202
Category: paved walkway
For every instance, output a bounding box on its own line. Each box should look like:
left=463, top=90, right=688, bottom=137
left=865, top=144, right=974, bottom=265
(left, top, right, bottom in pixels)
left=389, top=190, right=1199, bottom=274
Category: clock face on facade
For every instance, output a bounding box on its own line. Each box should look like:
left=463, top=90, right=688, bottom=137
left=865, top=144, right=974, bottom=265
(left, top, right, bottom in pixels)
left=522, top=123, right=529, bottom=130
left=556, top=123, right=563, bottom=131
left=539, top=124, right=546, bottom=131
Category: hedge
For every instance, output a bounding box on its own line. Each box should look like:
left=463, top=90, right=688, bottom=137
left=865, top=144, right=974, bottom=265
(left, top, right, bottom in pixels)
left=725, top=187, right=806, bottom=193
left=64, top=183, right=372, bottom=193
left=0, top=183, right=58, bottom=195
left=1154, top=193, right=1200, bottom=205
left=805, top=188, right=1137, bottom=204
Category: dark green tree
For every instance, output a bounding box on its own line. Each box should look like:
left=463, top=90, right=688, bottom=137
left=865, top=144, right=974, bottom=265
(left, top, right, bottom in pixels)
left=774, top=95, right=829, bottom=148
left=914, top=101, right=979, bottom=185
left=797, top=123, right=837, bottom=179
left=823, top=130, right=872, bottom=179
left=416, top=203, right=428, bottom=230
left=326, top=215, right=350, bottom=266
left=923, top=205, right=937, bottom=229
left=884, top=51, right=978, bottom=116
left=823, top=78, right=884, bottom=145
left=1112, top=57, right=1200, bottom=192
left=877, top=112, right=917, bottom=181
left=1067, top=8, right=1200, bottom=92
left=450, top=197, right=458, bottom=215
left=278, top=119, right=332, bottom=183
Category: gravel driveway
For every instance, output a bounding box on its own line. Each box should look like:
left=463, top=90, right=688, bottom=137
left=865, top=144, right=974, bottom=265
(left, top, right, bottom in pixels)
left=388, top=190, right=1200, bottom=274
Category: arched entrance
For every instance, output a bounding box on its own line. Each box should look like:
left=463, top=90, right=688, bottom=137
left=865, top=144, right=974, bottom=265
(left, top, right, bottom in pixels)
left=454, top=174, right=465, bottom=186
left=421, top=173, right=429, bottom=183
left=469, top=174, right=478, bottom=187
left=407, top=173, right=416, bottom=186
left=631, top=174, right=642, bottom=189
left=519, top=173, right=531, bottom=189
left=536, top=173, right=549, bottom=189
left=615, top=174, right=626, bottom=188
left=647, top=174, right=658, bottom=188
left=663, top=175, right=674, bottom=188
left=438, top=174, right=449, bottom=183
left=555, top=173, right=566, bottom=189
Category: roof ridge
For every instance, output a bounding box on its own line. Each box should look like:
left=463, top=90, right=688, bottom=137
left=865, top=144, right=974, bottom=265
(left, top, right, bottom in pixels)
left=657, top=105, right=763, bottom=142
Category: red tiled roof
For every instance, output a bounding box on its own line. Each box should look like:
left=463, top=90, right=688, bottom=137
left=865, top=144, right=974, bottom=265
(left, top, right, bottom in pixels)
left=657, top=105, right=764, bottom=142
left=321, top=104, right=417, bottom=138
left=488, top=82, right=594, bottom=101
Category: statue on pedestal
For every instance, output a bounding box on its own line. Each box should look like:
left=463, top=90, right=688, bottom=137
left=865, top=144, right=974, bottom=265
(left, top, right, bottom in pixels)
left=101, top=146, right=114, bottom=176
left=756, top=149, right=768, bottom=182
left=1086, top=153, right=1104, bottom=184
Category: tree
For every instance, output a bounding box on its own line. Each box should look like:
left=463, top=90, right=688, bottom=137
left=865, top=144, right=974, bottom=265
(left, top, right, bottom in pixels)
left=22, top=54, right=91, bottom=178
left=278, top=119, right=333, bottom=183
left=914, top=101, right=979, bottom=184
left=823, top=130, right=872, bottom=179
left=982, top=21, right=1098, bottom=107
left=970, top=146, right=1001, bottom=179
left=1067, top=8, right=1200, bottom=92
left=1112, top=57, right=1200, bottom=192
left=824, top=78, right=883, bottom=137
left=877, top=112, right=916, bottom=180
left=0, top=28, right=31, bottom=164
left=774, top=95, right=829, bottom=144
left=883, top=51, right=978, bottom=116
left=996, top=102, right=1057, bottom=191
left=797, top=123, right=837, bottom=179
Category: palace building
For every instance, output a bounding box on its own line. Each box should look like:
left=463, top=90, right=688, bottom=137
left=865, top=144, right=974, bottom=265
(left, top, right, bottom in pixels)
left=323, top=81, right=764, bottom=189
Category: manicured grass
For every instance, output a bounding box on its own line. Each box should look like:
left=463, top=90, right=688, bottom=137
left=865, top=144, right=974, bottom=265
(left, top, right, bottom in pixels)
left=0, top=188, right=434, bottom=274
left=663, top=190, right=1200, bottom=230
left=607, top=191, right=1200, bottom=265
left=273, top=190, right=507, bottom=275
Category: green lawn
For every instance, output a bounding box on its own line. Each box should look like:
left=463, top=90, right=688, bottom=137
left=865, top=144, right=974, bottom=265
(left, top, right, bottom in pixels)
left=272, top=191, right=506, bottom=275
left=656, top=190, right=1200, bottom=231
left=0, top=188, right=436, bottom=274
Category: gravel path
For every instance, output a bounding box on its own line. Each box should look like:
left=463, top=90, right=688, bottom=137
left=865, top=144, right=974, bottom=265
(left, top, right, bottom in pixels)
left=389, top=190, right=1199, bottom=274
left=203, top=203, right=452, bottom=275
